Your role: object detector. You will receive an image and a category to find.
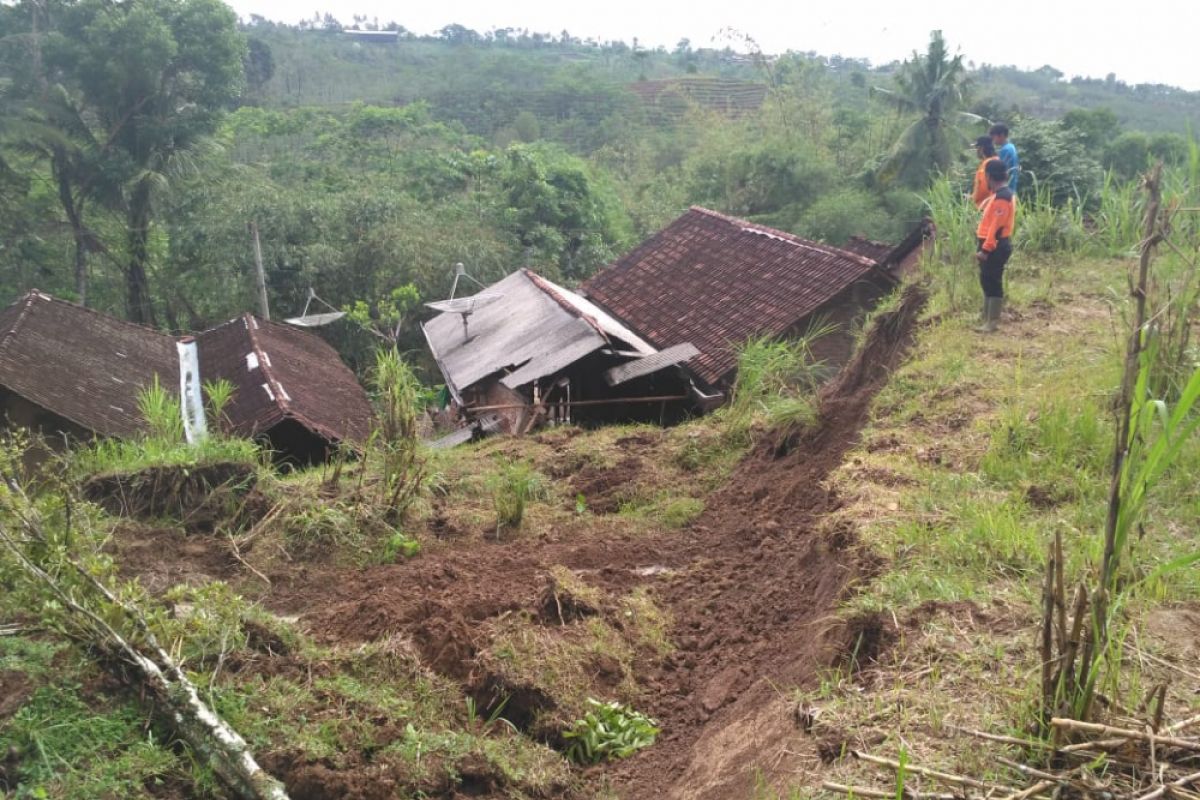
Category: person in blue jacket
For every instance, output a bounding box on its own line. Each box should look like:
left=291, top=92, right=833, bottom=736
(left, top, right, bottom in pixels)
left=990, top=123, right=1019, bottom=192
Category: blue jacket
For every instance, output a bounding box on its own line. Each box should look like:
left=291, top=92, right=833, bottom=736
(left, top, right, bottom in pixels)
left=998, top=142, right=1019, bottom=191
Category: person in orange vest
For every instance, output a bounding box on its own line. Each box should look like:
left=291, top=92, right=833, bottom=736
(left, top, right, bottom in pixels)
left=971, top=136, right=1000, bottom=208
left=975, top=159, right=1016, bottom=333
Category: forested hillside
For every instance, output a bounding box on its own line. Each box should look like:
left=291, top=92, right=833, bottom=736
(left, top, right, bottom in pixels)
left=2, top=5, right=1198, bottom=374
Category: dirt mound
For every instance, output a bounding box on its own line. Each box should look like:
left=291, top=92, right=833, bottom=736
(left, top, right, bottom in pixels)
left=0, top=670, right=32, bottom=724
left=610, top=283, right=927, bottom=799
left=83, top=461, right=257, bottom=532
left=256, top=283, right=927, bottom=798
left=570, top=455, right=643, bottom=513
left=108, top=521, right=238, bottom=592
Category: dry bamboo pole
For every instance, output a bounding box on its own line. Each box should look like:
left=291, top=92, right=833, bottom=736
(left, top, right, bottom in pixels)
left=822, top=782, right=957, bottom=800
left=852, top=750, right=1014, bottom=792
left=1135, top=772, right=1200, bottom=800
left=948, top=725, right=1052, bottom=750
left=999, top=780, right=1058, bottom=800
left=1050, top=717, right=1200, bottom=752
left=1059, top=711, right=1200, bottom=753
left=0, top=504, right=290, bottom=800
left=1084, top=162, right=1164, bottom=720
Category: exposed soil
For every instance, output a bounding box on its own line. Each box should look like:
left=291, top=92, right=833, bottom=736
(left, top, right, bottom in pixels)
left=0, top=670, right=32, bottom=724
left=569, top=455, right=644, bottom=513
left=97, top=283, right=926, bottom=799
left=262, top=284, right=927, bottom=798
left=108, top=520, right=239, bottom=593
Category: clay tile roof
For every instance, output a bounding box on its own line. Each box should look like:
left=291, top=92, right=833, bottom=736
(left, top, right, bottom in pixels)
left=842, top=236, right=893, bottom=263
left=582, top=207, right=884, bottom=386
left=196, top=314, right=374, bottom=446
left=0, top=291, right=177, bottom=438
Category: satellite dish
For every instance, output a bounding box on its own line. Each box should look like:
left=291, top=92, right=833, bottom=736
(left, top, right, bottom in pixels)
left=286, top=310, right=346, bottom=327
left=424, top=293, right=503, bottom=314
left=285, top=289, right=346, bottom=328
left=424, top=263, right=503, bottom=341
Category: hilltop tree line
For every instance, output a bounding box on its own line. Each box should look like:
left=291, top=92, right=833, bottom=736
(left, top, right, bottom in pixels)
left=1, top=2, right=1196, bottom=373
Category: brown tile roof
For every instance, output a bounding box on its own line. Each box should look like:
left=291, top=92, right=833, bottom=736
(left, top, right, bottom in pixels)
left=197, top=314, right=374, bottom=446
left=842, top=236, right=894, bottom=262
left=581, top=207, right=888, bottom=386
left=0, top=291, right=177, bottom=438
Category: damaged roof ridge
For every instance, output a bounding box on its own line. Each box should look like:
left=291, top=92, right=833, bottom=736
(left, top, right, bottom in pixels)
left=521, top=268, right=611, bottom=344
left=247, top=314, right=370, bottom=448
left=686, top=206, right=880, bottom=269
left=241, top=312, right=290, bottom=414
left=0, top=291, right=40, bottom=363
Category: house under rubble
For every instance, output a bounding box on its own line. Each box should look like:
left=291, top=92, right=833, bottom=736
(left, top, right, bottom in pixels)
left=581, top=206, right=932, bottom=393
left=422, top=269, right=702, bottom=436
left=0, top=291, right=373, bottom=463
left=422, top=208, right=930, bottom=438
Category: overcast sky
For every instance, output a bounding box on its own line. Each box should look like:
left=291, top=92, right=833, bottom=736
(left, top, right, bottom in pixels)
left=224, top=0, right=1200, bottom=91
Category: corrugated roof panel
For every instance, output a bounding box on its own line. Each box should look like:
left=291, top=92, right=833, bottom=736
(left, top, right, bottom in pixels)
left=424, top=270, right=609, bottom=394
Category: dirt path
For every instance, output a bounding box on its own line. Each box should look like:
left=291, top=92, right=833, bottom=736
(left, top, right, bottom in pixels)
left=261, top=284, right=926, bottom=798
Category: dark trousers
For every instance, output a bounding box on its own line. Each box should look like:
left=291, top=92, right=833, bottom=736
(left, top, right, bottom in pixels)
left=977, top=239, right=1012, bottom=299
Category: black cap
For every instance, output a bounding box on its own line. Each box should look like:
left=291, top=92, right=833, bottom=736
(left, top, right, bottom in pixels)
left=974, top=135, right=992, bottom=149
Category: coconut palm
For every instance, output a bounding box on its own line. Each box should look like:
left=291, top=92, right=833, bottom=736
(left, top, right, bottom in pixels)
left=872, top=30, right=981, bottom=187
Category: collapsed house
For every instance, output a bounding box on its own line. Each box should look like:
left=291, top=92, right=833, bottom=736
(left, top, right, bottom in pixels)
left=581, top=206, right=931, bottom=393
left=0, top=291, right=373, bottom=462
left=422, top=269, right=702, bottom=438
left=422, top=208, right=929, bottom=437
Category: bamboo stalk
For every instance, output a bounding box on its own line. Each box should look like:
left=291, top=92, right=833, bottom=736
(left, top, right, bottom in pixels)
left=999, top=779, right=1057, bottom=800
left=1050, top=717, right=1200, bottom=752
left=0, top=497, right=290, bottom=800
left=822, top=782, right=957, bottom=800
left=1134, top=770, right=1200, bottom=800
left=852, top=750, right=1013, bottom=792
left=948, top=725, right=1052, bottom=749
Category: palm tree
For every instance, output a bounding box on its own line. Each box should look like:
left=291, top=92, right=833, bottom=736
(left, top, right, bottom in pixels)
left=872, top=31, right=980, bottom=187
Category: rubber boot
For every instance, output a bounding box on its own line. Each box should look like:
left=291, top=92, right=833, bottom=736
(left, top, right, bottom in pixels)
left=974, top=297, right=1001, bottom=333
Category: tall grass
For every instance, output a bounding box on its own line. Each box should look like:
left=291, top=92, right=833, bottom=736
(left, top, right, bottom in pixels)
left=75, top=379, right=258, bottom=475
left=368, top=347, right=426, bottom=518
left=723, top=320, right=834, bottom=440
left=1015, top=179, right=1089, bottom=256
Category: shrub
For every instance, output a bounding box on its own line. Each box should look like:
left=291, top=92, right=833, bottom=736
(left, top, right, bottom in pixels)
left=489, top=461, right=543, bottom=534
left=563, top=699, right=659, bottom=764
left=370, top=347, right=426, bottom=519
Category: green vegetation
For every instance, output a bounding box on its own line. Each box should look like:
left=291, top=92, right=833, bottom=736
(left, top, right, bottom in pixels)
left=563, top=699, right=659, bottom=764
left=723, top=323, right=833, bottom=442
left=488, top=460, right=544, bottom=534
left=4, top=5, right=1196, bottom=378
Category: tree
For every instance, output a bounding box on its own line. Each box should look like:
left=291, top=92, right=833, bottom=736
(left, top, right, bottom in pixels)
left=243, top=38, right=274, bottom=98
left=871, top=30, right=978, bottom=187
left=47, top=0, right=245, bottom=324
left=499, top=143, right=632, bottom=281
left=1061, top=107, right=1121, bottom=152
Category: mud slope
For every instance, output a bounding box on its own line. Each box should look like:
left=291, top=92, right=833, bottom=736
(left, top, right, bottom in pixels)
left=611, top=283, right=926, bottom=799
left=266, top=283, right=925, bottom=798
